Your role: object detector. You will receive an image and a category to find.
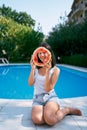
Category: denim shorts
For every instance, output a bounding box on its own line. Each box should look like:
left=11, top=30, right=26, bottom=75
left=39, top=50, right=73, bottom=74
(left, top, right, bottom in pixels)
left=32, top=90, right=60, bottom=106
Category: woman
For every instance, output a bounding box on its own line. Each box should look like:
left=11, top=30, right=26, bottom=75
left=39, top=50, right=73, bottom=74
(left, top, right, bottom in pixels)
left=28, top=42, right=82, bottom=126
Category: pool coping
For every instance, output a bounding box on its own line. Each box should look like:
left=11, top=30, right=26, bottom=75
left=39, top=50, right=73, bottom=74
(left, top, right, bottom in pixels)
left=0, top=63, right=87, bottom=72
left=58, top=64, right=87, bottom=72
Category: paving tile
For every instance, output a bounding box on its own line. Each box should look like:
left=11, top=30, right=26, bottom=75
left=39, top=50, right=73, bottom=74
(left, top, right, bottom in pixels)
left=0, top=97, right=87, bottom=130
left=1, top=107, right=32, bottom=121
left=72, top=116, right=87, bottom=130
left=0, top=117, right=36, bottom=130
left=0, top=112, right=36, bottom=130
left=36, top=116, right=81, bottom=130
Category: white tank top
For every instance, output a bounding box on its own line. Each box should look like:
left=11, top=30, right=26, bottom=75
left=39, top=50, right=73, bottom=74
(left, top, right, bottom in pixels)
left=34, top=68, right=54, bottom=95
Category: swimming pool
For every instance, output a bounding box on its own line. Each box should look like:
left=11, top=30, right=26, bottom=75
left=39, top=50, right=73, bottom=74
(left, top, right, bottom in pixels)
left=0, top=64, right=87, bottom=99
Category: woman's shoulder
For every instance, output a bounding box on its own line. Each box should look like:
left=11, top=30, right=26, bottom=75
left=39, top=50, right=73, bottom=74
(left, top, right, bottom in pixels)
left=53, top=66, right=60, bottom=74
left=34, top=68, right=38, bottom=74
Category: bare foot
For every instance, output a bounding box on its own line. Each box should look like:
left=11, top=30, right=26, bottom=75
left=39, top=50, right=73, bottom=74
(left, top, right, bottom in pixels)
left=70, top=108, right=82, bottom=116
left=65, top=107, right=82, bottom=116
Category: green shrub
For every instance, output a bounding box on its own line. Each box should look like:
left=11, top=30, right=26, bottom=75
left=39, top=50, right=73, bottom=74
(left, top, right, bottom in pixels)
left=61, top=54, right=87, bottom=67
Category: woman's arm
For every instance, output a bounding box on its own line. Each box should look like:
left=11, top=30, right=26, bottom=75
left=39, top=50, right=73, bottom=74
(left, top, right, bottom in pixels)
left=28, top=57, right=36, bottom=86
left=28, top=68, right=35, bottom=86
left=44, top=65, right=60, bottom=92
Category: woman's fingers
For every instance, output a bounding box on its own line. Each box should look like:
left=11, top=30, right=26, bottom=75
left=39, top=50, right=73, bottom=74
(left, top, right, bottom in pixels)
left=44, top=60, right=51, bottom=70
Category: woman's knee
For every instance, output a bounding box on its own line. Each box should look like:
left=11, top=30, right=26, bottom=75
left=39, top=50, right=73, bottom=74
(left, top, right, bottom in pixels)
left=44, top=109, right=60, bottom=125
left=32, top=114, right=43, bottom=125
left=31, top=106, right=44, bottom=125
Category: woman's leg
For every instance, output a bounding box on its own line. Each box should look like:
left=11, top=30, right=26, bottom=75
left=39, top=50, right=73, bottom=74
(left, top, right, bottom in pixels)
left=44, top=101, right=60, bottom=125
left=31, top=105, right=45, bottom=125
left=44, top=101, right=82, bottom=126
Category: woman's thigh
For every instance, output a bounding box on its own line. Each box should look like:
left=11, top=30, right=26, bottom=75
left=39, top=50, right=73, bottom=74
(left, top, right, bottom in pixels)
left=32, top=105, right=45, bottom=124
left=44, top=101, right=60, bottom=125
left=44, top=101, right=60, bottom=114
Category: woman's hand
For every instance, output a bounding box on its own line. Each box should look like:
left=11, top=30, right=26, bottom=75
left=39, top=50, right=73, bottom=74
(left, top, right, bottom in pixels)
left=30, top=55, right=36, bottom=70
left=44, top=59, right=52, bottom=72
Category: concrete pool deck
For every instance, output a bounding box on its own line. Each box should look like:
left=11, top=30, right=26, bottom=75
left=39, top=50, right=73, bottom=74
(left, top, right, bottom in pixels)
left=0, top=96, right=87, bottom=130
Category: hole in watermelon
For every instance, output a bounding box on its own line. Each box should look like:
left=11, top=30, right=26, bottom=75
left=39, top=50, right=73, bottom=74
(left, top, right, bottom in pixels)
left=32, top=47, right=51, bottom=67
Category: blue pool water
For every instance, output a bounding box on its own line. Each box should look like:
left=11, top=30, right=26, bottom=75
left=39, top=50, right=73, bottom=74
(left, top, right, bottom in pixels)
left=0, top=64, right=87, bottom=99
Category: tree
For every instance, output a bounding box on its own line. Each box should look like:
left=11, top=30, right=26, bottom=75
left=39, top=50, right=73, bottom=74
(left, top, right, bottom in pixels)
left=46, top=20, right=87, bottom=61
left=0, top=16, right=44, bottom=62
left=0, top=4, right=35, bottom=27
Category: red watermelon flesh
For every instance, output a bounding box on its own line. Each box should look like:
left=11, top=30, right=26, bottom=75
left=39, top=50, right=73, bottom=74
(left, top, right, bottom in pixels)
left=32, top=47, right=51, bottom=67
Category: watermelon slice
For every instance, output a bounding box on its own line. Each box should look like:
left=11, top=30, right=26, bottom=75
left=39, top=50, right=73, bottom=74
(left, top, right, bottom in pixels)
left=32, top=47, right=51, bottom=67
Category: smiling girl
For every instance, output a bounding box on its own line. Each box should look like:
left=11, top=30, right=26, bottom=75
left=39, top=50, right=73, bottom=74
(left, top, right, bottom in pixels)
left=28, top=42, right=82, bottom=126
